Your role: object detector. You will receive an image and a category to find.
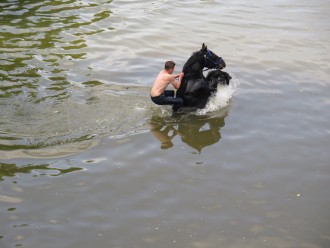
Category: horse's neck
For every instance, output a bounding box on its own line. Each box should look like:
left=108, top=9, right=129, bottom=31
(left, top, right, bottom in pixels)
left=183, top=60, right=204, bottom=78
left=182, top=51, right=206, bottom=77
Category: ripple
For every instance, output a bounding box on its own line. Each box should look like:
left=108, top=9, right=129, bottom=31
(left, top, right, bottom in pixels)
left=0, top=0, right=114, bottom=102
left=0, top=84, right=152, bottom=158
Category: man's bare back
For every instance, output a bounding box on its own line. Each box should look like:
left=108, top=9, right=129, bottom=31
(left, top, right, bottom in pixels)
left=150, top=68, right=184, bottom=97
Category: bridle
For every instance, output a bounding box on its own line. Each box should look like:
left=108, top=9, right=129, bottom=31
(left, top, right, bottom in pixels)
left=205, top=49, right=222, bottom=67
left=184, top=50, right=222, bottom=77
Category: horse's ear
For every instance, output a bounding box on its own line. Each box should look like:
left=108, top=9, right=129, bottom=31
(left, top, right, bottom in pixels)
left=202, top=43, right=207, bottom=51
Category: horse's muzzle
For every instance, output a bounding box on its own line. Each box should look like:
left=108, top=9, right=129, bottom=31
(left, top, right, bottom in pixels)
left=217, top=58, right=226, bottom=69
left=218, top=62, right=226, bottom=70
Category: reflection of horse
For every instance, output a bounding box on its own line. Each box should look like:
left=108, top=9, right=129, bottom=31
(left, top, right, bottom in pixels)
left=178, top=114, right=226, bottom=152
left=149, top=111, right=227, bottom=152
left=176, top=43, right=231, bottom=109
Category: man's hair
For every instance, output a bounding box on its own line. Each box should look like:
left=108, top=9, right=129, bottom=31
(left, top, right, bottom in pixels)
left=165, top=61, right=175, bottom=70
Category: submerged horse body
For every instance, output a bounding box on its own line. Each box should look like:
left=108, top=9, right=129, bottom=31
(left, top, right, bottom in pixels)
left=176, top=43, right=231, bottom=109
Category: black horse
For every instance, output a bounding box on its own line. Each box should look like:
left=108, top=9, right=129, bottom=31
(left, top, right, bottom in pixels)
left=176, top=43, right=231, bottom=109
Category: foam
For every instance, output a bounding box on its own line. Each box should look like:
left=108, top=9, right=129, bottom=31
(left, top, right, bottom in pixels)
left=197, top=75, right=238, bottom=115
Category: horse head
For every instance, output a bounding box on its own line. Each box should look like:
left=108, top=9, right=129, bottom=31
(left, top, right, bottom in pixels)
left=200, top=43, right=226, bottom=70
left=182, top=43, right=226, bottom=75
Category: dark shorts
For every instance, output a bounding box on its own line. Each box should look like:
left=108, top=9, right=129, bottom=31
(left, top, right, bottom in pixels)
left=151, top=90, right=183, bottom=111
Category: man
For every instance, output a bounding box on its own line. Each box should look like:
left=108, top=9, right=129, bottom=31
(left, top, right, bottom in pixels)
left=150, top=61, right=184, bottom=111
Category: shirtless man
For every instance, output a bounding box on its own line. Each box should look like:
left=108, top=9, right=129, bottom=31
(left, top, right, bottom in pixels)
left=150, top=61, right=184, bottom=111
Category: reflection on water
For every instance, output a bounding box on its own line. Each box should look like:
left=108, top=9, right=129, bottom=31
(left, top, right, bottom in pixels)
left=0, top=162, right=82, bottom=181
left=150, top=109, right=228, bottom=152
left=150, top=116, right=177, bottom=149
left=0, top=0, right=118, bottom=154
left=0, top=0, right=113, bottom=102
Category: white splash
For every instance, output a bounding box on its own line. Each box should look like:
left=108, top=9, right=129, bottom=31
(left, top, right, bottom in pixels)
left=197, top=76, right=238, bottom=115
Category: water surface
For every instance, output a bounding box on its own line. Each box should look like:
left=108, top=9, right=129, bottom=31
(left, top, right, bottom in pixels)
left=1, top=0, right=330, bottom=247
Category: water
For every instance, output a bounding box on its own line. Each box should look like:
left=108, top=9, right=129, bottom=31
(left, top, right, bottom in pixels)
left=1, top=0, right=330, bottom=247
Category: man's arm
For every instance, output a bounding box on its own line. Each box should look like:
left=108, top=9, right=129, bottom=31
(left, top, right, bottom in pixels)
left=171, top=72, right=184, bottom=89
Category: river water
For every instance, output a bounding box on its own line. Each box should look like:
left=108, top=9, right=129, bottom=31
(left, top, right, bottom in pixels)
left=1, top=0, right=329, bottom=247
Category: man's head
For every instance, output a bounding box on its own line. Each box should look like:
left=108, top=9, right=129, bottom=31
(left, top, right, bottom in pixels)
left=165, top=61, right=175, bottom=73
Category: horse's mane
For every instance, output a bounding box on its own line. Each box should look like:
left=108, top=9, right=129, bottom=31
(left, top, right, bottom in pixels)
left=182, top=51, right=203, bottom=72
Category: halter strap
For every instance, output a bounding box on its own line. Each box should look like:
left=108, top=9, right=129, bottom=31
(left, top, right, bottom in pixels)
left=206, top=49, right=221, bottom=65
